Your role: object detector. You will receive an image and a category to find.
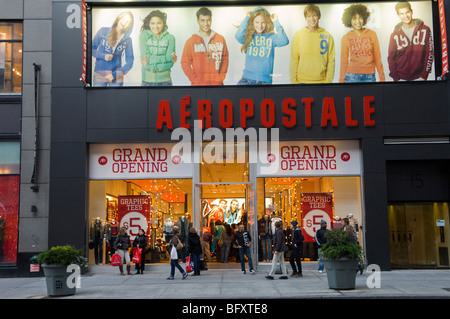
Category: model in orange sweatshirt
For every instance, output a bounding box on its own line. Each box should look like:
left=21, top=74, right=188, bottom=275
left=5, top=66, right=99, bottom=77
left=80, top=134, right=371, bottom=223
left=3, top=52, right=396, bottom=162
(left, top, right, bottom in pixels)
left=181, top=7, right=229, bottom=86
left=339, top=4, right=385, bottom=83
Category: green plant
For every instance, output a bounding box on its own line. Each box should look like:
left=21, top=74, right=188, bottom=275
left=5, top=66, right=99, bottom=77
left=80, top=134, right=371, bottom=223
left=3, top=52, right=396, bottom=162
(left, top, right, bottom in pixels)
left=320, top=228, right=362, bottom=260
left=37, top=245, right=84, bottom=267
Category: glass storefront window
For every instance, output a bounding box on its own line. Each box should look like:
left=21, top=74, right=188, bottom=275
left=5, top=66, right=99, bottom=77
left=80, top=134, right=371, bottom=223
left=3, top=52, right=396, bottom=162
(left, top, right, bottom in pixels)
left=389, top=202, right=450, bottom=268
left=257, top=176, right=363, bottom=262
left=88, top=179, right=192, bottom=265
left=0, top=175, right=20, bottom=264
left=0, top=22, right=23, bottom=94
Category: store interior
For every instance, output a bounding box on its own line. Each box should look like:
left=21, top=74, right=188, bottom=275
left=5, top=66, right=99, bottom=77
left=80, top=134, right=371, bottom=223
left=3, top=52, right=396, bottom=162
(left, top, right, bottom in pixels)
left=88, top=160, right=363, bottom=265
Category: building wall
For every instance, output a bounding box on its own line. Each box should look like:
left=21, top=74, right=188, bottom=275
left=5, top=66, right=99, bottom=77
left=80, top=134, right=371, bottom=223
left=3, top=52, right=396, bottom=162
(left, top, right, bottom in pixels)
left=45, top=1, right=450, bottom=273
left=1, top=0, right=449, bottom=276
left=0, top=0, right=52, bottom=276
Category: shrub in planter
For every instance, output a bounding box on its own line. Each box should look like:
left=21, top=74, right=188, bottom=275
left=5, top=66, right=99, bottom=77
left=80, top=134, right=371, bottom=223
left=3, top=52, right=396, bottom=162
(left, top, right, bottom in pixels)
left=320, top=228, right=362, bottom=290
left=37, top=245, right=85, bottom=296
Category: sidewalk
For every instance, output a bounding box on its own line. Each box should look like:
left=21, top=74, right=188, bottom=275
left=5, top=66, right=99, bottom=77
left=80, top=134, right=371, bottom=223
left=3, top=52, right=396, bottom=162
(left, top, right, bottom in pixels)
left=1, top=261, right=450, bottom=299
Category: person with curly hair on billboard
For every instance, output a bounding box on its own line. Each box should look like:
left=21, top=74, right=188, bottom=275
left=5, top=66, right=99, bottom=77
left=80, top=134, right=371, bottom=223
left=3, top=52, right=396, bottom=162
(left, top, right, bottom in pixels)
left=388, top=1, right=433, bottom=81
left=235, top=6, right=289, bottom=85
left=139, top=10, right=176, bottom=86
left=181, top=7, right=229, bottom=86
left=290, top=4, right=335, bottom=83
left=92, top=11, right=134, bottom=86
left=339, top=4, right=385, bottom=83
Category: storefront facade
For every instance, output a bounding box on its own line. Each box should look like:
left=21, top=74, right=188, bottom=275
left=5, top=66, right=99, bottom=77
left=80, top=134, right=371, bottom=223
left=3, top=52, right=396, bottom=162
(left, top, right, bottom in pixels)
left=41, top=0, right=450, bottom=274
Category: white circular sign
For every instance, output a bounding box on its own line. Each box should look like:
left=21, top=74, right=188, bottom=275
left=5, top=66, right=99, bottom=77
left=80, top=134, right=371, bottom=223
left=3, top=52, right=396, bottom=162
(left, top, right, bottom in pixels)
left=120, top=212, right=148, bottom=240
left=303, top=209, right=331, bottom=238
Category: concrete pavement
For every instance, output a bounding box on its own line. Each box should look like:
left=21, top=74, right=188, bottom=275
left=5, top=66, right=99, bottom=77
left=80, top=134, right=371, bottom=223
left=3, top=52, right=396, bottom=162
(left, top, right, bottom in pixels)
left=1, top=262, right=450, bottom=300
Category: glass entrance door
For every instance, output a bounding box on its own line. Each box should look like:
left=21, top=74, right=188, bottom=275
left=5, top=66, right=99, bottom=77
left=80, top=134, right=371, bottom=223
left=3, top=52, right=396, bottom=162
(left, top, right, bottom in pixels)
left=195, top=182, right=256, bottom=264
left=388, top=202, right=450, bottom=268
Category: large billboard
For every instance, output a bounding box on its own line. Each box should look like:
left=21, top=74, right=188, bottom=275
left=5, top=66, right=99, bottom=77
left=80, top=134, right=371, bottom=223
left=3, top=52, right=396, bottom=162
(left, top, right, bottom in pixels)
left=89, top=1, right=436, bottom=87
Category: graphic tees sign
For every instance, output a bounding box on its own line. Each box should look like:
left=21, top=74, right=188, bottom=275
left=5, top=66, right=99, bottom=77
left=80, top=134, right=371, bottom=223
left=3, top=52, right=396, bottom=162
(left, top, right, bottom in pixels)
left=301, top=193, right=333, bottom=242
left=89, top=143, right=193, bottom=179
left=257, top=140, right=361, bottom=177
left=118, top=196, right=150, bottom=240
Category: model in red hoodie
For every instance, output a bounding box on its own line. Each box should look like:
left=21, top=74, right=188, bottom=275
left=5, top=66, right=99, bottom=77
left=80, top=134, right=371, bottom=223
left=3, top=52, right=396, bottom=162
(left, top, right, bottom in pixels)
left=388, top=6, right=433, bottom=81
left=181, top=8, right=229, bottom=86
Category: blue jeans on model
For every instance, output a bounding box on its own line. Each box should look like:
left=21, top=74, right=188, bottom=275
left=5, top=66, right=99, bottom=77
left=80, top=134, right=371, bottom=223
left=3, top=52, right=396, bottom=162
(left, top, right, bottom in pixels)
left=261, top=235, right=272, bottom=261
left=237, top=78, right=271, bottom=85
left=318, top=248, right=324, bottom=271
left=170, top=259, right=186, bottom=277
left=238, top=246, right=254, bottom=272
left=344, top=72, right=376, bottom=83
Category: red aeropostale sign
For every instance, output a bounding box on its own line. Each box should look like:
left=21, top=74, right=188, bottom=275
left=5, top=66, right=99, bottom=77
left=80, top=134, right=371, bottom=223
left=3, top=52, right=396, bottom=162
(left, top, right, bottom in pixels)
left=156, top=95, right=375, bottom=130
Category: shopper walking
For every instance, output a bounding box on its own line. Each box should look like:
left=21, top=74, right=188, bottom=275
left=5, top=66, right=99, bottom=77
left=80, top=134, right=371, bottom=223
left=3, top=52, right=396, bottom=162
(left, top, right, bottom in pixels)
left=213, top=220, right=225, bottom=262
left=167, top=226, right=188, bottom=280
left=221, top=223, right=232, bottom=263
left=132, top=228, right=148, bottom=274
left=266, top=221, right=288, bottom=280
left=188, top=227, right=202, bottom=276
left=113, top=227, right=133, bottom=276
left=315, top=219, right=328, bottom=273
left=233, top=224, right=255, bottom=274
left=289, top=221, right=304, bottom=277
left=202, top=227, right=213, bottom=263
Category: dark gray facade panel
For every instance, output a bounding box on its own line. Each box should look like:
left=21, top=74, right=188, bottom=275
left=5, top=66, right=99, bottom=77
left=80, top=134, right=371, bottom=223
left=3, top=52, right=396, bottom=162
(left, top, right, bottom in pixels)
left=52, top=2, right=85, bottom=89
left=87, top=128, right=148, bottom=142
left=48, top=177, right=87, bottom=249
left=50, top=142, right=87, bottom=178
left=387, top=160, right=450, bottom=202
left=51, top=88, right=87, bottom=143
left=0, top=104, right=21, bottom=135
left=383, top=83, right=448, bottom=125
left=87, top=89, right=148, bottom=129
left=361, top=137, right=390, bottom=270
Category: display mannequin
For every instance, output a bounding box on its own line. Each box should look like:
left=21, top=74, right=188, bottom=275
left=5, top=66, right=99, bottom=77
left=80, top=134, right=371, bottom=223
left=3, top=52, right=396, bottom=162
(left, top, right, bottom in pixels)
left=271, top=215, right=282, bottom=236
left=258, top=215, right=272, bottom=262
left=176, top=214, right=191, bottom=262
left=164, top=217, right=174, bottom=243
left=90, top=217, right=105, bottom=265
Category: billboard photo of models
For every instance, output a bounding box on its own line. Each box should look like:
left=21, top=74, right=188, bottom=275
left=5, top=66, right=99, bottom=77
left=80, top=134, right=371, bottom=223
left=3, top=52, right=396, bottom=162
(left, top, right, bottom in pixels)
left=201, top=198, right=247, bottom=263
left=91, top=1, right=435, bottom=86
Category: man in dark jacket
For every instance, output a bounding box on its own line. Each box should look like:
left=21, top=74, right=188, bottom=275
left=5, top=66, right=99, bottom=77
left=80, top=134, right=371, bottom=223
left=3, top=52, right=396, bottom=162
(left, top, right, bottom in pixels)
left=315, top=219, right=328, bottom=273
left=289, top=221, right=304, bottom=277
left=233, top=224, right=255, bottom=274
left=265, top=221, right=289, bottom=280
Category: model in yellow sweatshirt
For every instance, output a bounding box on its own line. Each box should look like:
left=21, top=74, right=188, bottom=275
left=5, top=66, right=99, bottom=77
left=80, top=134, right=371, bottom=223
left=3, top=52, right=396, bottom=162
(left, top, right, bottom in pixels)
left=290, top=26, right=335, bottom=84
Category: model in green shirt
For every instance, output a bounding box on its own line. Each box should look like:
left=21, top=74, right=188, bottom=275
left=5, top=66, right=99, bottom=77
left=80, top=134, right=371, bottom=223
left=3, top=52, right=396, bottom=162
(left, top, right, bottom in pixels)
left=139, top=10, right=177, bottom=86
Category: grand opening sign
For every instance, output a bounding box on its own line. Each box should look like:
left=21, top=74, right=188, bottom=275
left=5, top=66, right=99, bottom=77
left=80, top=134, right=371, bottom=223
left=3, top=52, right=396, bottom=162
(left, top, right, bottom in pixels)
left=257, top=140, right=361, bottom=177
left=89, top=143, right=193, bottom=179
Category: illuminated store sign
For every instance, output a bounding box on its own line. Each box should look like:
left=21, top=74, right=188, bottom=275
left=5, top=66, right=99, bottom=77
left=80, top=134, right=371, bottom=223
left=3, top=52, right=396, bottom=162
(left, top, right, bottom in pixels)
left=257, top=140, right=361, bottom=177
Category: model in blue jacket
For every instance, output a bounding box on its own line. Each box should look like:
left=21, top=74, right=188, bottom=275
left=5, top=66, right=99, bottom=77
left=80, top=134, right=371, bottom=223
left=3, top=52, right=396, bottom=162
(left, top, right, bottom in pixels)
left=235, top=7, right=289, bottom=84
left=92, top=11, right=134, bottom=86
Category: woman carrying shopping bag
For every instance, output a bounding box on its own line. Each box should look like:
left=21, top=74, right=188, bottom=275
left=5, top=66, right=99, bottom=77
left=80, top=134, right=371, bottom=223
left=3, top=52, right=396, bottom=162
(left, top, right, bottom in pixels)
left=113, top=227, right=133, bottom=276
left=132, top=228, right=148, bottom=274
left=166, top=226, right=188, bottom=280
